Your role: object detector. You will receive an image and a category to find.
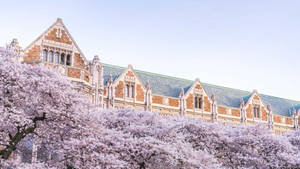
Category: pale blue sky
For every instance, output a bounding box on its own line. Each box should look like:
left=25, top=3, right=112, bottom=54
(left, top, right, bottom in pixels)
left=0, top=0, right=299, bottom=101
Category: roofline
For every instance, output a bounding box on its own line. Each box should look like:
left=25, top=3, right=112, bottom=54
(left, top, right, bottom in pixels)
left=102, top=63, right=300, bottom=104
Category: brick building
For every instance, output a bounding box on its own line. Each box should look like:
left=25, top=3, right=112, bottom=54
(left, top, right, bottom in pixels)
left=10, top=18, right=300, bottom=134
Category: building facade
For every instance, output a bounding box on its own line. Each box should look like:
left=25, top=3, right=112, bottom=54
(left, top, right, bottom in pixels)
left=11, top=18, right=300, bottom=134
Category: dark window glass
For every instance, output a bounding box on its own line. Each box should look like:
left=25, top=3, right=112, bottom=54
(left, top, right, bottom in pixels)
left=60, top=53, right=65, bottom=65
left=66, top=54, right=71, bottom=66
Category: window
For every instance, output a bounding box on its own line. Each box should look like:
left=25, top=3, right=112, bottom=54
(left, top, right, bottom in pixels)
left=48, top=51, right=53, bottom=63
left=66, top=54, right=71, bottom=66
left=42, top=50, right=47, bottom=61
left=54, top=52, right=59, bottom=63
left=125, top=84, right=130, bottom=97
left=125, top=83, right=134, bottom=98
left=253, top=105, right=260, bottom=118
left=60, top=53, right=65, bottom=65
left=194, top=96, right=203, bottom=109
left=130, top=85, right=135, bottom=98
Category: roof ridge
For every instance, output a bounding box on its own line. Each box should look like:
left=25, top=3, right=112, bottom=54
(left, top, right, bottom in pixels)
left=202, top=82, right=251, bottom=94
left=259, top=93, right=300, bottom=105
left=103, top=63, right=194, bottom=83
left=102, top=63, right=300, bottom=103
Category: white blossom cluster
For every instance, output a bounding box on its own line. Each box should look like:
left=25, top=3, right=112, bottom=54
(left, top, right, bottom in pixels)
left=0, top=47, right=300, bottom=169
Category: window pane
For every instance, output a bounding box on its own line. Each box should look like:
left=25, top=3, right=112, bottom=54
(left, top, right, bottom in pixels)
left=49, top=51, right=53, bottom=63
left=125, top=85, right=129, bottom=97
left=60, top=53, right=65, bottom=65
left=131, top=85, right=134, bottom=98
left=55, top=52, right=59, bottom=63
left=66, top=54, right=71, bottom=66
left=42, top=50, right=47, bottom=61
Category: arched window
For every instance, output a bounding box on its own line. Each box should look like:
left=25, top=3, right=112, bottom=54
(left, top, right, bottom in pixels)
left=66, top=54, right=71, bottom=66
left=42, top=50, right=47, bottom=61
left=48, top=51, right=53, bottom=63
left=60, top=53, right=65, bottom=65
left=54, top=52, right=59, bottom=64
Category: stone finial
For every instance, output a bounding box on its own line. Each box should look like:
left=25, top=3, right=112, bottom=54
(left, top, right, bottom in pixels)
left=240, top=99, right=245, bottom=107
left=92, top=55, right=100, bottom=64
left=292, top=107, right=297, bottom=116
left=179, top=88, right=184, bottom=97
left=267, top=105, right=272, bottom=112
left=57, top=18, right=63, bottom=22
left=93, top=55, right=99, bottom=60
left=108, top=74, right=113, bottom=84
left=253, top=89, right=258, bottom=93
left=128, top=64, right=133, bottom=69
left=211, top=94, right=215, bottom=102
left=145, top=80, right=151, bottom=90
left=195, top=78, right=200, bottom=82
left=8, top=38, right=23, bottom=59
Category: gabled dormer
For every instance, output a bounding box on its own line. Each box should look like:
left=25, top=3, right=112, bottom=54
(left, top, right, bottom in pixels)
left=243, top=90, right=268, bottom=121
left=112, top=64, right=146, bottom=103
left=183, top=78, right=212, bottom=113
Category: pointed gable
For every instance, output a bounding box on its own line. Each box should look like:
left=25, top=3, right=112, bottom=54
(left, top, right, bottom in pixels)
left=24, top=18, right=88, bottom=68
left=111, top=64, right=146, bottom=102
left=183, top=78, right=212, bottom=111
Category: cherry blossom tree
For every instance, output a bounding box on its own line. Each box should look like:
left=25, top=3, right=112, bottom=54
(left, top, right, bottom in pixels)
left=0, top=47, right=93, bottom=168
left=1, top=46, right=300, bottom=169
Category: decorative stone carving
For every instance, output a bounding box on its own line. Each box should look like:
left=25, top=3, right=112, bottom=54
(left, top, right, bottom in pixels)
left=292, top=107, right=299, bottom=129
left=57, top=65, right=66, bottom=76
left=8, top=38, right=24, bottom=62
left=145, top=81, right=152, bottom=111
left=179, top=88, right=185, bottom=116
left=267, top=105, right=274, bottom=129
left=240, top=100, right=247, bottom=125
left=211, top=94, right=218, bottom=122
left=107, top=74, right=114, bottom=109
left=89, top=55, right=104, bottom=107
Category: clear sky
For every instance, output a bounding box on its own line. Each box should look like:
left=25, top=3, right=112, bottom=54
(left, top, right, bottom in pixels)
left=0, top=0, right=299, bottom=101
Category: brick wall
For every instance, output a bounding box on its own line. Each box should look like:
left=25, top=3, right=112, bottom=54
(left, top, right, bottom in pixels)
left=286, top=117, right=293, bottom=125
left=73, top=53, right=85, bottom=69
left=136, top=84, right=144, bottom=102
left=261, top=107, right=267, bottom=121
left=204, top=96, right=211, bottom=112
left=231, top=108, right=241, bottom=117
left=152, top=95, right=163, bottom=104
left=24, top=45, right=40, bottom=62
left=186, top=94, right=193, bottom=109
left=274, top=115, right=282, bottom=123
left=45, top=28, right=72, bottom=45
left=115, top=81, right=124, bottom=98
left=246, top=104, right=253, bottom=118
left=168, top=98, right=179, bottom=107
left=67, top=68, right=81, bottom=79
left=218, top=106, right=227, bottom=114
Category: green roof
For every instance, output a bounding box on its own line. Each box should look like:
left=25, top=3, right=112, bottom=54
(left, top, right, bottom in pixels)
left=103, top=63, right=300, bottom=117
